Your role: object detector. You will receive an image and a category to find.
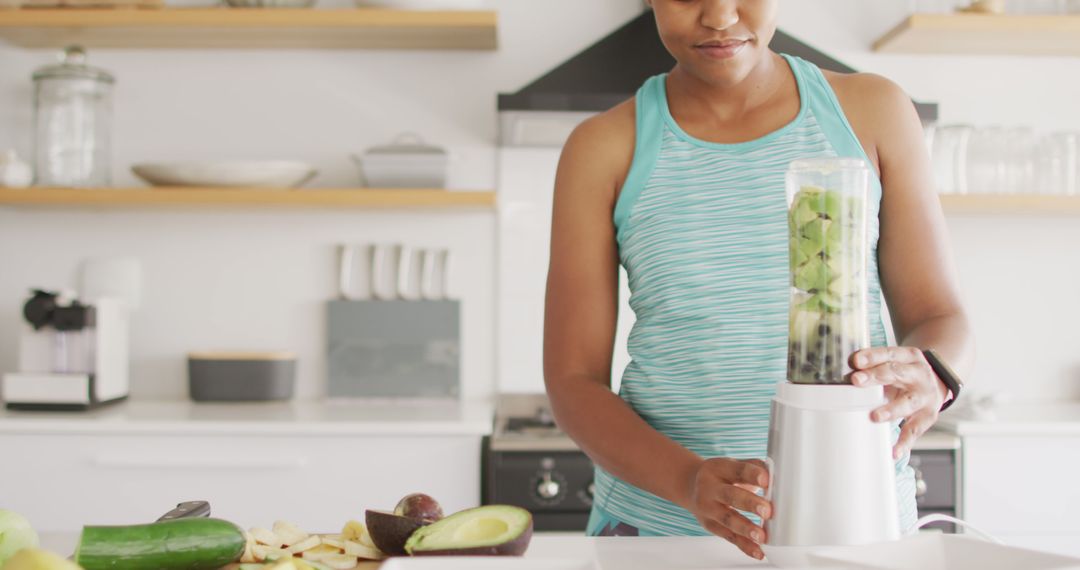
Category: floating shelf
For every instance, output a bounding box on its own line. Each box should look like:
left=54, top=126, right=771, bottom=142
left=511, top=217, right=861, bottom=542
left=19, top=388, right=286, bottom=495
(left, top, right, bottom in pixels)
left=938, top=193, right=1080, bottom=214
left=873, top=13, right=1080, bottom=56
left=0, top=8, right=498, bottom=50
left=0, top=187, right=496, bottom=209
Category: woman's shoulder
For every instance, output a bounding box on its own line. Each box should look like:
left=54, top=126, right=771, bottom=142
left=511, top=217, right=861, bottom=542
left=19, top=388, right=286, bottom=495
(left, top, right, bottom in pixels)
left=819, top=70, right=922, bottom=171
left=566, top=97, right=636, bottom=154
left=559, top=97, right=637, bottom=197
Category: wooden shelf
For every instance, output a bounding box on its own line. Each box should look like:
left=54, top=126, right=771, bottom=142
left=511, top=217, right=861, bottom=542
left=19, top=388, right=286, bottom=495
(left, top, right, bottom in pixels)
left=0, top=8, right=498, bottom=50
left=939, top=193, right=1080, bottom=214
left=0, top=187, right=496, bottom=208
left=873, top=13, right=1080, bottom=56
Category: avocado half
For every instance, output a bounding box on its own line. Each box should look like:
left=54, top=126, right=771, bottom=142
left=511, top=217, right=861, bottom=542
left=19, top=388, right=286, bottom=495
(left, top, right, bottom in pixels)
left=365, top=509, right=429, bottom=556
left=404, top=505, right=533, bottom=557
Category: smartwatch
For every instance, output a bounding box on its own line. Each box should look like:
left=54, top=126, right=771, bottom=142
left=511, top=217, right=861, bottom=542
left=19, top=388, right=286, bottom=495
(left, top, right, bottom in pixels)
left=922, top=348, right=963, bottom=412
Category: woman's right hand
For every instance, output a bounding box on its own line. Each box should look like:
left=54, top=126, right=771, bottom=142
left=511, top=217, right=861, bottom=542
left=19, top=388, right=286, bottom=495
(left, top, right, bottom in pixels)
left=688, top=458, right=772, bottom=560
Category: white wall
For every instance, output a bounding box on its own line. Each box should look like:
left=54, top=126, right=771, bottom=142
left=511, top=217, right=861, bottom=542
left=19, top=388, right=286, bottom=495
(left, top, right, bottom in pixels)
left=1, top=0, right=1078, bottom=402
left=0, top=0, right=645, bottom=400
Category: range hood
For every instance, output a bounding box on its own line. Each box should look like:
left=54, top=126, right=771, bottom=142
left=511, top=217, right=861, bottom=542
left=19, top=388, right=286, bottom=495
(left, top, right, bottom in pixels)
left=499, top=11, right=937, bottom=146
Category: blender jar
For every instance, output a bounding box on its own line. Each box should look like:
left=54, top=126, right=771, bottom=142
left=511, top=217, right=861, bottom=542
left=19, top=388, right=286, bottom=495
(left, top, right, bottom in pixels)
left=786, top=158, right=871, bottom=384
left=32, top=45, right=115, bottom=187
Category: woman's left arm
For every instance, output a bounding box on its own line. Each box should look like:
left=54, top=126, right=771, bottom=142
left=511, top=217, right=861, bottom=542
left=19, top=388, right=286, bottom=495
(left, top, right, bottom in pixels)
left=839, top=75, right=975, bottom=459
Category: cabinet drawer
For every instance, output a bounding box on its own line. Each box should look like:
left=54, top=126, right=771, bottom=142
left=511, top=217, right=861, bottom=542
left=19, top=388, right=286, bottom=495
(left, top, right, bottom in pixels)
left=0, top=433, right=479, bottom=532
left=963, top=434, right=1080, bottom=533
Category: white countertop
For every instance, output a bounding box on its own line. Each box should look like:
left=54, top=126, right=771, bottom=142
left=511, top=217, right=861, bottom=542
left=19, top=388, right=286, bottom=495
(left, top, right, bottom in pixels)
left=0, top=399, right=494, bottom=437
left=935, top=400, right=1080, bottom=436
left=36, top=534, right=807, bottom=570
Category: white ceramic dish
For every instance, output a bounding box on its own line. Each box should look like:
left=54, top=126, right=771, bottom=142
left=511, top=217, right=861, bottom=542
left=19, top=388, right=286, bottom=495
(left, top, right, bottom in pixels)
left=131, top=161, right=317, bottom=188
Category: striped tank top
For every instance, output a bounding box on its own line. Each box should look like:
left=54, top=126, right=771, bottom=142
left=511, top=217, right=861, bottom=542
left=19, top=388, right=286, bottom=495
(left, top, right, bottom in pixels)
left=588, top=54, right=918, bottom=536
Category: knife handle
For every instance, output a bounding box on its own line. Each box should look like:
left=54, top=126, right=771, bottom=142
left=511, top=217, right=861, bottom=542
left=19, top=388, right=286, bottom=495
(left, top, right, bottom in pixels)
left=156, top=501, right=211, bottom=522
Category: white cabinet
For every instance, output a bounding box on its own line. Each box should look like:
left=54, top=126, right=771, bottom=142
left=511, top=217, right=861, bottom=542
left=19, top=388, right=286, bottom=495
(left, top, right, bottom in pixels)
left=1, top=432, right=480, bottom=532
left=961, top=433, right=1080, bottom=557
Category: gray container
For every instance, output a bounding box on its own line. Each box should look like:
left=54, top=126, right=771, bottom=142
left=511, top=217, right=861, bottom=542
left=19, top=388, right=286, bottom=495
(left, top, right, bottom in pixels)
left=327, top=300, right=459, bottom=399
left=188, top=351, right=296, bottom=402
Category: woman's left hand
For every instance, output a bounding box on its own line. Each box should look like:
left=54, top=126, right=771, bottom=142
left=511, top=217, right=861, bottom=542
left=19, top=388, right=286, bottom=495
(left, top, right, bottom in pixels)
left=849, top=347, right=950, bottom=460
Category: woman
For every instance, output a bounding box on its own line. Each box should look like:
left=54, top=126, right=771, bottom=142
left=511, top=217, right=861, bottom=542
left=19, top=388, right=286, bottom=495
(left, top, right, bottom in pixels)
left=543, top=0, right=974, bottom=561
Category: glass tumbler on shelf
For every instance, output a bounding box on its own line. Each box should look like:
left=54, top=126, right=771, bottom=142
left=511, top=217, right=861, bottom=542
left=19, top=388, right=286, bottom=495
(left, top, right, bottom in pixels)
left=1037, top=132, right=1080, bottom=195
left=786, top=158, right=871, bottom=385
left=32, top=45, right=115, bottom=188
left=931, top=124, right=973, bottom=194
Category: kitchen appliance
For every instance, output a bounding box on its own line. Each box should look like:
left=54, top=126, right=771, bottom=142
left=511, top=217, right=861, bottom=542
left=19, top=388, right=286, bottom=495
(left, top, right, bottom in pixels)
left=33, top=45, right=114, bottom=188
left=2, top=289, right=129, bottom=411
left=131, top=160, right=317, bottom=188
left=765, top=158, right=900, bottom=551
left=187, top=351, right=297, bottom=402
left=483, top=394, right=960, bottom=535
left=482, top=394, right=595, bottom=532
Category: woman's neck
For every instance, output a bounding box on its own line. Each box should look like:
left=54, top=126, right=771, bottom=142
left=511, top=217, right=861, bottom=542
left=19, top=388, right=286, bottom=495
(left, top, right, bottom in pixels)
left=666, top=52, right=789, bottom=124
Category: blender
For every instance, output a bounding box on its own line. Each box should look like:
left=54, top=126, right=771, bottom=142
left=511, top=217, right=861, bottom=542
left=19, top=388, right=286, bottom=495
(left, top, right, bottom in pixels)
left=764, top=158, right=900, bottom=564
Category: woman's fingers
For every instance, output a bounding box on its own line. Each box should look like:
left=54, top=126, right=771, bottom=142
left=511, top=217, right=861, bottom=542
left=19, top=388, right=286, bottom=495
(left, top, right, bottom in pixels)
left=894, top=411, right=935, bottom=459
left=702, top=510, right=765, bottom=560
left=851, top=361, right=922, bottom=389
left=716, top=483, right=772, bottom=520
left=872, top=387, right=929, bottom=422
left=850, top=346, right=923, bottom=370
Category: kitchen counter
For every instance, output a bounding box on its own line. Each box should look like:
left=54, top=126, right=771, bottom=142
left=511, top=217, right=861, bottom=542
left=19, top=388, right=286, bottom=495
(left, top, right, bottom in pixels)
left=37, top=534, right=814, bottom=570
left=0, top=399, right=493, bottom=436
left=935, top=400, right=1080, bottom=436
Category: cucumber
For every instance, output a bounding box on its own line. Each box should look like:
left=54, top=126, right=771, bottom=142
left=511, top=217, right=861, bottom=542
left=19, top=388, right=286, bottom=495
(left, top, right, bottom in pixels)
left=75, top=518, right=246, bottom=570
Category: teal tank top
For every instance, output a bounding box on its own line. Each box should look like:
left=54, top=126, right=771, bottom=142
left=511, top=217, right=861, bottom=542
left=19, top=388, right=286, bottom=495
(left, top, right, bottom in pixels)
left=589, top=54, right=918, bottom=536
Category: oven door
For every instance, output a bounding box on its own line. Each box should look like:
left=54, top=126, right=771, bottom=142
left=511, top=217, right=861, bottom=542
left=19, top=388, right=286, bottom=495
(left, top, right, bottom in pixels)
left=482, top=436, right=594, bottom=532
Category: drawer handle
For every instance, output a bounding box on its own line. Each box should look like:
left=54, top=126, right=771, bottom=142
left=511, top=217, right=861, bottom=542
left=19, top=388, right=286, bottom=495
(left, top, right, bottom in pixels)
left=93, top=456, right=309, bottom=470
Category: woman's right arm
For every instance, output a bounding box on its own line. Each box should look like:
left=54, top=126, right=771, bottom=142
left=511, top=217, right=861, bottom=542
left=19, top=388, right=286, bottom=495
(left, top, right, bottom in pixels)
left=543, top=109, right=771, bottom=559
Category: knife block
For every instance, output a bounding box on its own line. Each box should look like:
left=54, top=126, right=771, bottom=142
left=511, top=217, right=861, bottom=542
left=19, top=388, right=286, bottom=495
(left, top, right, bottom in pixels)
left=326, top=299, right=460, bottom=399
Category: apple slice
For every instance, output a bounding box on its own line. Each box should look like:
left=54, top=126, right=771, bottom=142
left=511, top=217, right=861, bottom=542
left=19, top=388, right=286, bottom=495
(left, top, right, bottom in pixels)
left=301, top=544, right=342, bottom=562
left=340, top=520, right=366, bottom=543
left=273, top=520, right=309, bottom=547
left=344, top=540, right=384, bottom=561
left=320, top=535, right=345, bottom=551
left=251, top=527, right=285, bottom=549
left=287, top=535, right=322, bottom=555
left=319, top=554, right=359, bottom=570
left=253, top=545, right=290, bottom=563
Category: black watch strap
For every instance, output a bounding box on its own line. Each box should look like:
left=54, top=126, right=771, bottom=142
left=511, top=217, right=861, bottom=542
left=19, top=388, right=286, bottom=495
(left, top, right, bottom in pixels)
left=923, top=348, right=963, bottom=412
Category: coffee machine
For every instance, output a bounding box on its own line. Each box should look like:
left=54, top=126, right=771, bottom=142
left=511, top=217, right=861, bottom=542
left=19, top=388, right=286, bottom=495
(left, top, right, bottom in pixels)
left=2, top=289, right=130, bottom=411
left=763, top=158, right=901, bottom=565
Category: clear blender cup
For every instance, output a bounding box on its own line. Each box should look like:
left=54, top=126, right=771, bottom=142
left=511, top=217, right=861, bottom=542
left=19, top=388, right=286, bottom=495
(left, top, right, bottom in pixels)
left=786, top=158, right=871, bottom=384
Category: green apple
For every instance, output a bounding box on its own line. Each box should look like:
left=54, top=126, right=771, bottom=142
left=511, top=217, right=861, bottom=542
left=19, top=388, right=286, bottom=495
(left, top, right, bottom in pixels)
left=798, top=218, right=829, bottom=258
left=0, top=510, right=39, bottom=567
left=794, top=257, right=829, bottom=292
left=0, top=549, right=81, bottom=570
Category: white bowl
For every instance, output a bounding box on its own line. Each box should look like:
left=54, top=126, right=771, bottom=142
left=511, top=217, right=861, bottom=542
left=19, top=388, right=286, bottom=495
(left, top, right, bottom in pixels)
left=132, top=161, right=317, bottom=188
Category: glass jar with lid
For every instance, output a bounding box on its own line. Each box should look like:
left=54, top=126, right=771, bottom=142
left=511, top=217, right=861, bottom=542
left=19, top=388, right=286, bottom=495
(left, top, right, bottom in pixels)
left=32, top=45, right=115, bottom=187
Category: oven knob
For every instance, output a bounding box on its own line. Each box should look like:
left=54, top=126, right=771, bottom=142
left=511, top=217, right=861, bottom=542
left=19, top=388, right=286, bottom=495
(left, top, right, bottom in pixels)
left=913, top=467, right=929, bottom=499
left=536, top=473, right=561, bottom=500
